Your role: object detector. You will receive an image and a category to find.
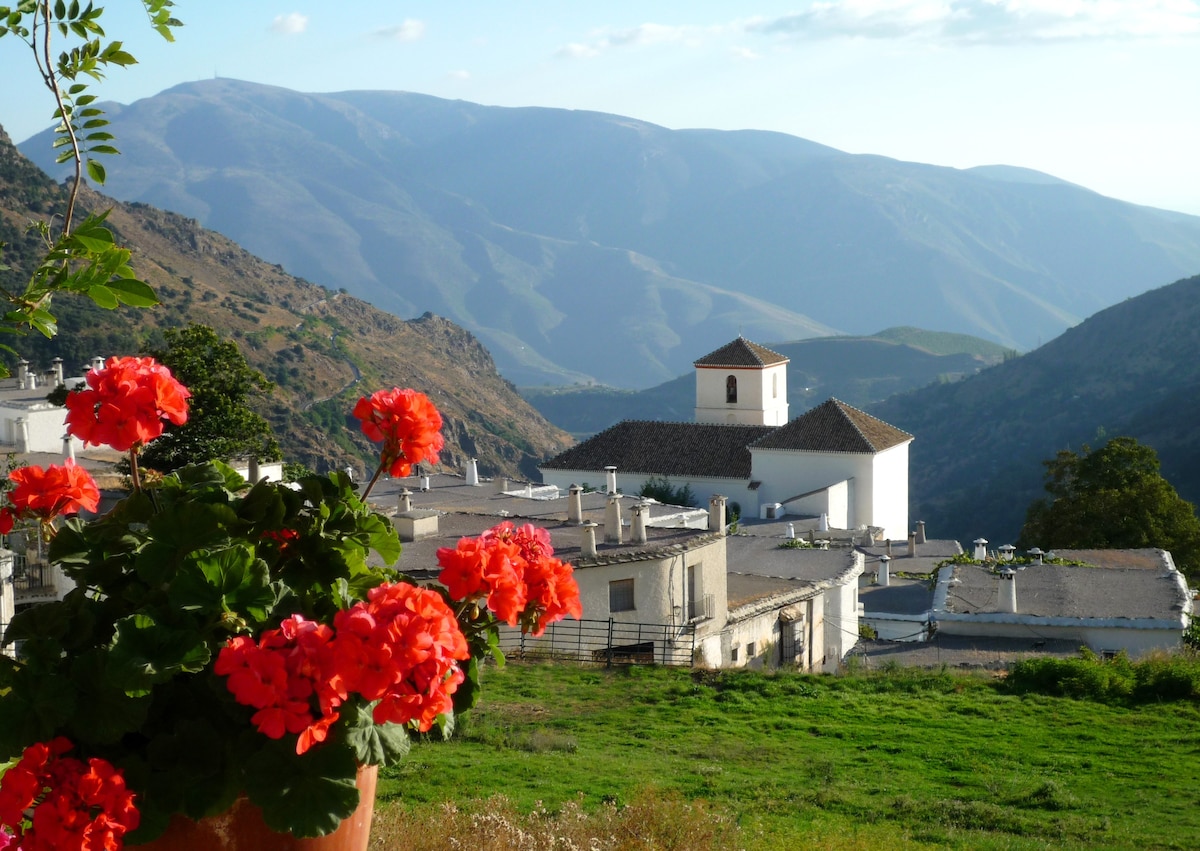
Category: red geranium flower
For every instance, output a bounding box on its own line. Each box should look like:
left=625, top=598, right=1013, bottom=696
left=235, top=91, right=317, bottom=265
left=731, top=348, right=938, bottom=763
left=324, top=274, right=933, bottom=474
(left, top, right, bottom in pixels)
left=64, top=356, right=190, bottom=452
left=352, top=388, right=443, bottom=477
left=6, top=461, right=100, bottom=522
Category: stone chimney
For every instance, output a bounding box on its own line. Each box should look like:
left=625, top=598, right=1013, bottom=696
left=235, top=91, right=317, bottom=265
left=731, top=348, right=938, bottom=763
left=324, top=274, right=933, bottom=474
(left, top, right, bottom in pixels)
left=495, top=477, right=509, bottom=495
left=998, top=568, right=1017, bottom=613
left=708, top=494, right=727, bottom=535
left=465, top=459, right=479, bottom=486
left=631, top=502, right=649, bottom=545
left=397, top=488, right=412, bottom=513
left=581, top=521, right=599, bottom=559
left=915, top=520, right=926, bottom=545
left=62, top=434, right=74, bottom=463
left=604, top=494, right=623, bottom=544
left=907, top=531, right=916, bottom=557
left=52, top=357, right=63, bottom=385
left=248, top=456, right=260, bottom=483
left=567, top=485, right=583, bottom=525
left=885, top=538, right=893, bottom=557
left=877, top=554, right=891, bottom=587
left=604, top=466, right=618, bottom=495
left=16, top=359, right=28, bottom=387
left=973, top=538, right=988, bottom=560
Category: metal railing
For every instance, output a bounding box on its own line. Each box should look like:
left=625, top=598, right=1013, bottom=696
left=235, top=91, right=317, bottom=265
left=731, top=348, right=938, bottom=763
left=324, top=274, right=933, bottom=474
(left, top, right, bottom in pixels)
left=11, top=555, right=55, bottom=597
left=498, top=618, right=697, bottom=667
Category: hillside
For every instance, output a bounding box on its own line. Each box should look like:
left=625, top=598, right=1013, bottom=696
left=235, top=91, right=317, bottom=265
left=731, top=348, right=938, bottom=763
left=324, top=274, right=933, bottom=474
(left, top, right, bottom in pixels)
left=524, top=329, right=1004, bottom=437
left=21, top=79, right=1200, bottom=387
left=871, top=273, right=1200, bottom=547
left=0, top=125, right=571, bottom=479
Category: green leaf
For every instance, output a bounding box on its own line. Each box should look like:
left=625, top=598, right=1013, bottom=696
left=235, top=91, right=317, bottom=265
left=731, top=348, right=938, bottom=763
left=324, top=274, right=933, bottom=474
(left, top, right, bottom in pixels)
left=168, top=545, right=274, bottom=623
left=67, top=649, right=152, bottom=742
left=105, top=276, right=159, bottom=306
left=244, top=741, right=361, bottom=838
left=85, top=282, right=117, bottom=308
left=85, top=157, right=105, bottom=184
left=108, top=614, right=211, bottom=695
left=343, top=701, right=411, bottom=766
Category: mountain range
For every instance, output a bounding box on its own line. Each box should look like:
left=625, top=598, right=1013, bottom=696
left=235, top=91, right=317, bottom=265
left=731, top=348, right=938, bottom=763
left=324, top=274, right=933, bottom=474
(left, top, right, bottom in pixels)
left=0, top=124, right=570, bottom=478
left=20, top=78, right=1200, bottom=388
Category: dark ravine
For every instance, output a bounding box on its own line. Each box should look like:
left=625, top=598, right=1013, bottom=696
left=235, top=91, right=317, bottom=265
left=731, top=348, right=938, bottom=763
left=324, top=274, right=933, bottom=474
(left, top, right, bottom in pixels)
left=20, top=78, right=1200, bottom=387
left=0, top=125, right=572, bottom=478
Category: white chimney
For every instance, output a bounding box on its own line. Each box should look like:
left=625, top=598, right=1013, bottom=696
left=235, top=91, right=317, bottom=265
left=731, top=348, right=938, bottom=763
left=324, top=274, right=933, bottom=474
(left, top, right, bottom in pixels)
left=973, top=538, right=988, bottom=560
left=91, top=356, right=103, bottom=372
left=495, top=477, right=509, bottom=495
left=877, top=554, right=891, bottom=587
left=915, top=520, right=926, bottom=545
left=908, top=531, right=916, bottom=557
left=1028, top=547, right=1044, bottom=565
left=466, top=459, right=479, bottom=486
left=52, top=357, right=63, bottom=385
left=62, top=434, right=74, bottom=463
left=604, top=494, right=623, bottom=544
left=708, top=494, right=727, bottom=535
left=567, top=485, right=583, bottom=525
left=786, top=522, right=795, bottom=540
left=15, top=418, right=28, bottom=454
left=631, top=502, right=649, bottom=545
left=604, top=466, right=618, bottom=495
left=581, top=521, right=599, bottom=558
left=998, top=568, right=1017, bottom=613
left=999, top=544, right=1016, bottom=561
left=819, top=512, right=828, bottom=532
left=398, top=488, right=412, bottom=513
left=420, top=475, right=430, bottom=492
left=16, top=359, right=28, bottom=387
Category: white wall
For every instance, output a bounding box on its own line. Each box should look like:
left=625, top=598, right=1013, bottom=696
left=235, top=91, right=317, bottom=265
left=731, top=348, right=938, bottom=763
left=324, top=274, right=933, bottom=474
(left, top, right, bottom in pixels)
left=752, top=449, right=871, bottom=527
left=934, top=617, right=1184, bottom=657
left=822, top=554, right=865, bottom=670
left=694, top=363, right=788, bottom=426
left=869, top=442, right=910, bottom=542
left=540, top=468, right=761, bottom=519
left=785, top=479, right=850, bottom=530
left=0, top=404, right=77, bottom=455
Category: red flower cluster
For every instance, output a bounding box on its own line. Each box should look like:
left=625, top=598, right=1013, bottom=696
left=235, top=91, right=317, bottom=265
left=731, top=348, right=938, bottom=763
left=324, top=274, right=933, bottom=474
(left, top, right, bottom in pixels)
left=0, top=737, right=138, bottom=851
left=64, top=356, right=190, bottom=452
left=437, top=521, right=582, bottom=636
left=216, top=582, right=469, bottom=754
left=351, top=388, right=443, bottom=477
left=0, top=461, right=100, bottom=534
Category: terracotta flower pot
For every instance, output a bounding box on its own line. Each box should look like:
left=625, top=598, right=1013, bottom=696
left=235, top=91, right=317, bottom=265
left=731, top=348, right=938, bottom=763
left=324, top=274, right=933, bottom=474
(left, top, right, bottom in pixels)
left=134, top=764, right=377, bottom=851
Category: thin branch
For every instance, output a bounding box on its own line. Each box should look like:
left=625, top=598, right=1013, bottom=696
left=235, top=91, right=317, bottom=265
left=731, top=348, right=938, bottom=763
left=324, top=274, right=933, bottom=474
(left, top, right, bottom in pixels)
left=38, top=1, right=84, bottom=236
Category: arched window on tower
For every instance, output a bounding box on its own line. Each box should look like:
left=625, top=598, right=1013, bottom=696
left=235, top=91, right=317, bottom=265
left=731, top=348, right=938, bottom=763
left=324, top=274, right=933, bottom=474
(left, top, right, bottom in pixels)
left=726, top=375, right=737, bottom=403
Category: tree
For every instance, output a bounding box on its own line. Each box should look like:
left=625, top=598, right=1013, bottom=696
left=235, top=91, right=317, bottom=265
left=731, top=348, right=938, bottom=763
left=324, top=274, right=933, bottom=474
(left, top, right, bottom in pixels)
left=138, top=324, right=281, bottom=471
left=639, top=474, right=697, bottom=508
left=1017, top=437, right=1200, bottom=576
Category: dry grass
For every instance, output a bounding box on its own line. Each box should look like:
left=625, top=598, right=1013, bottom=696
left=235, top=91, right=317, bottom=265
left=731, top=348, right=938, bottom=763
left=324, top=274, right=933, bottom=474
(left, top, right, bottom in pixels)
left=369, top=789, right=743, bottom=851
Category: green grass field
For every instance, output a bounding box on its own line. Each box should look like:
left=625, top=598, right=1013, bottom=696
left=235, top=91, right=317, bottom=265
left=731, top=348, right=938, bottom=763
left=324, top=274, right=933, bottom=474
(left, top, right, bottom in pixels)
left=373, top=662, right=1200, bottom=850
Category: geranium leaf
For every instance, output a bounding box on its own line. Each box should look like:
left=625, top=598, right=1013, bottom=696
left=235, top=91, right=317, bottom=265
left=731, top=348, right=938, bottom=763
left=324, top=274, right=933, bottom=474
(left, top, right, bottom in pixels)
left=244, top=741, right=360, bottom=838
left=67, top=649, right=152, bottom=743
left=109, top=614, right=211, bottom=694
left=0, top=671, right=77, bottom=757
left=169, top=545, right=274, bottom=622
left=343, top=701, right=410, bottom=766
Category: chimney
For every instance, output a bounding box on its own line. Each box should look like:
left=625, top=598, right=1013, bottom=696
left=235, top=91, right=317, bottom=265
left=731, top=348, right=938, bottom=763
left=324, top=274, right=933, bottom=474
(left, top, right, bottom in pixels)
left=708, top=494, right=727, bottom=535
left=495, top=477, right=509, bottom=495
left=604, top=466, right=618, bottom=495
left=973, top=538, right=988, bottom=560
left=52, top=357, right=63, bottom=385
left=398, top=488, right=412, bottom=513
left=915, top=520, right=926, bottom=544
left=998, top=568, right=1017, bottom=613
left=16, top=359, right=28, bottom=387
left=1028, top=547, right=1044, bottom=565
left=466, top=459, right=479, bottom=486
left=877, top=554, right=891, bottom=587
left=91, top=356, right=103, bottom=373
left=604, top=494, right=623, bottom=544
left=786, top=522, right=795, bottom=540
left=885, top=538, right=893, bottom=557
left=907, top=531, right=916, bottom=557
left=420, top=475, right=430, bottom=492
left=567, top=485, right=583, bottom=525
left=818, top=512, right=828, bottom=532
left=631, top=502, right=649, bottom=545
left=248, top=456, right=260, bottom=483
left=15, top=418, right=28, bottom=454
left=62, top=434, right=74, bottom=463
left=581, top=521, right=599, bottom=559
left=999, top=544, right=1016, bottom=561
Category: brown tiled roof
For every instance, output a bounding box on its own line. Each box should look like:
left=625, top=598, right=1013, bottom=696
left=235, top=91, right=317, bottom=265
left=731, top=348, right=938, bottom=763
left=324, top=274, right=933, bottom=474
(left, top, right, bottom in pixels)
left=539, top=421, right=774, bottom=479
left=750, top=399, right=912, bottom=453
left=693, top=337, right=788, bottom=368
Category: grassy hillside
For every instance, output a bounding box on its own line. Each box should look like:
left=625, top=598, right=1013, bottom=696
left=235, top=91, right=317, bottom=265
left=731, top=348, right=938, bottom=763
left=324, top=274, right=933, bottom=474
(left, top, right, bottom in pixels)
left=376, top=661, right=1200, bottom=850
left=0, top=126, right=571, bottom=478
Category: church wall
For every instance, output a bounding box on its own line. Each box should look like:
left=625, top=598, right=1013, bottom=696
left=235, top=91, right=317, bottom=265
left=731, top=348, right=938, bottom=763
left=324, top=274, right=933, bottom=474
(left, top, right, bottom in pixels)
left=750, top=449, right=874, bottom=529
left=869, top=443, right=910, bottom=540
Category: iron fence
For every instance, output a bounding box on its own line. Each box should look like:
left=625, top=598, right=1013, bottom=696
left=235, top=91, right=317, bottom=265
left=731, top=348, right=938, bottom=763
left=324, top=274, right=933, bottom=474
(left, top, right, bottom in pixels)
left=11, top=555, right=55, bottom=596
left=498, top=618, right=697, bottom=667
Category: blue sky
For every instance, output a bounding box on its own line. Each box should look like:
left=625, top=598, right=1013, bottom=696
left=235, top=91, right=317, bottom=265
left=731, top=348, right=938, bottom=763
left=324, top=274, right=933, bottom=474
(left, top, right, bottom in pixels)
left=3, top=1, right=1199, bottom=213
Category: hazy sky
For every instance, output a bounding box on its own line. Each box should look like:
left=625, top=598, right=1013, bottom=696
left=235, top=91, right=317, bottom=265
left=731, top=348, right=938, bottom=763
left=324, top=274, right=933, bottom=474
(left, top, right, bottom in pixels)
left=3, top=1, right=1198, bottom=213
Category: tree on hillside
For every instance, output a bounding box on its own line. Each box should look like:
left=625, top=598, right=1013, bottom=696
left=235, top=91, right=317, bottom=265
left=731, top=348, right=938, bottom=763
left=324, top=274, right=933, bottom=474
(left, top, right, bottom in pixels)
left=139, top=324, right=281, bottom=471
left=1017, top=437, right=1200, bottom=575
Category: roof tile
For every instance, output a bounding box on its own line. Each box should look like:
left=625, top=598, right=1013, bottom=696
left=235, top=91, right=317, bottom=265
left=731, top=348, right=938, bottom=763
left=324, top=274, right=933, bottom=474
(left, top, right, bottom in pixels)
left=751, top=399, right=912, bottom=453
left=693, top=337, right=788, bottom=368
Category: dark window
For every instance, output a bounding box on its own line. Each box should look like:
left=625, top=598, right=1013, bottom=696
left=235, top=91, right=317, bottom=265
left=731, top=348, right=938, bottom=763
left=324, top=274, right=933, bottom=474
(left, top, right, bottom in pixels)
left=726, top=375, right=737, bottom=403
left=609, top=578, right=635, bottom=612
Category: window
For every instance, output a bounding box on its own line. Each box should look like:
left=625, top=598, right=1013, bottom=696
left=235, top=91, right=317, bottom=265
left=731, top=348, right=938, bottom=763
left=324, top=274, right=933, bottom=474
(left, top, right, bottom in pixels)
left=772, top=373, right=778, bottom=399
left=747, top=642, right=756, bottom=657
left=731, top=645, right=739, bottom=662
left=726, top=375, right=737, bottom=403
left=609, top=578, right=635, bottom=612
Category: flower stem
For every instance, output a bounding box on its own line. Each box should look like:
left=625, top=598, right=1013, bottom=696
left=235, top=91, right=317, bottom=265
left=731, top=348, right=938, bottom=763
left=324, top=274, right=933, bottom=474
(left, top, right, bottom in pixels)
left=360, top=460, right=386, bottom=501
left=128, top=447, right=142, bottom=492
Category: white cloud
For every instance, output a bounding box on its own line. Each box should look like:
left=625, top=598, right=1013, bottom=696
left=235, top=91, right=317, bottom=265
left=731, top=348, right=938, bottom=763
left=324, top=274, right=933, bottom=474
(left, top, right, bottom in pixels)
left=375, top=19, right=426, bottom=41
left=730, top=45, right=762, bottom=59
left=556, top=41, right=602, bottom=59
left=746, top=0, right=1200, bottom=43
left=448, top=69, right=470, bottom=80
left=271, top=13, right=308, bottom=35
left=556, top=22, right=712, bottom=58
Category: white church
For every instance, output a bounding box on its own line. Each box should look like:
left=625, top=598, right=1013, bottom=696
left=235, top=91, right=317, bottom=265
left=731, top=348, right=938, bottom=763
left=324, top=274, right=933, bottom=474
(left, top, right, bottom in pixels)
left=539, top=337, right=913, bottom=540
